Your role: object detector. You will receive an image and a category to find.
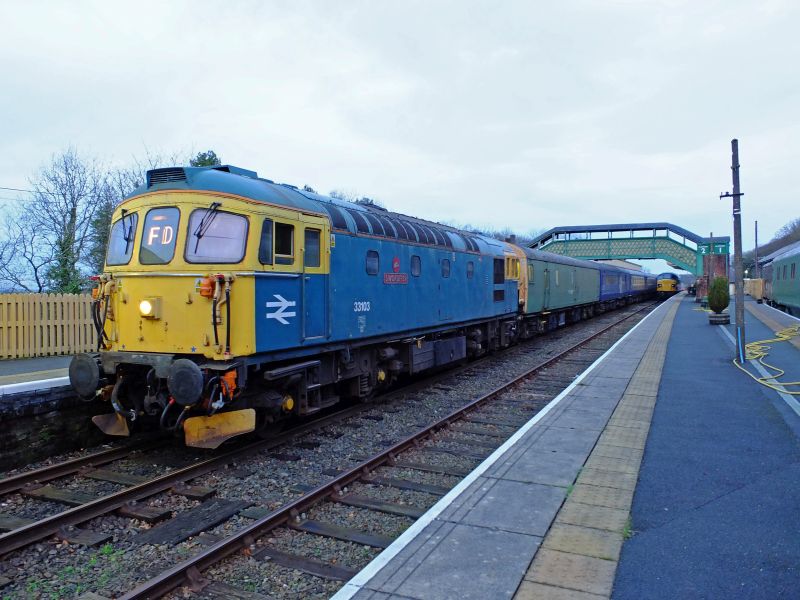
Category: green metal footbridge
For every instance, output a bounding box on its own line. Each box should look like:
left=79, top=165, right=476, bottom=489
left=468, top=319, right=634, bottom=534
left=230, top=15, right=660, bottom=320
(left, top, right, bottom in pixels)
left=529, top=223, right=729, bottom=275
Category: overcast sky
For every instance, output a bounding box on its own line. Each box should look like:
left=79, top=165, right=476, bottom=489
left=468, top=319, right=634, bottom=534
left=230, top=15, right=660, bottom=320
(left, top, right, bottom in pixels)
left=1, top=0, right=798, bottom=269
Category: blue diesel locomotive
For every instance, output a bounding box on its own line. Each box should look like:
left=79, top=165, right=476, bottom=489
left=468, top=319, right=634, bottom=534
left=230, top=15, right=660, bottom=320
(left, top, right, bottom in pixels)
left=70, top=165, right=656, bottom=447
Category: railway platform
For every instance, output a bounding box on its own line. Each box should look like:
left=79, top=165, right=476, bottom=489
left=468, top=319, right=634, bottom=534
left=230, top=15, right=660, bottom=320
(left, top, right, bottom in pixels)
left=0, top=355, right=70, bottom=397
left=333, top=294, right=800, bottom=600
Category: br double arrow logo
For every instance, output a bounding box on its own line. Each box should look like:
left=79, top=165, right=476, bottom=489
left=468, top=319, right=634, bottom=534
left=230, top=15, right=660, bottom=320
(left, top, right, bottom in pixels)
left=265, top=294, right=296, bottom=325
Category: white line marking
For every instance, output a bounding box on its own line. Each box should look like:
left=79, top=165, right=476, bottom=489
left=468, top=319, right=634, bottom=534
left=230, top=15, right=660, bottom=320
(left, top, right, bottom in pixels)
left=717, top=326, right=800, bottom=417
left=759, top=301, right=800, bottom=323
left=0, top=377, right=70, bottom=398
left=331, top=298, right=677, bottom=600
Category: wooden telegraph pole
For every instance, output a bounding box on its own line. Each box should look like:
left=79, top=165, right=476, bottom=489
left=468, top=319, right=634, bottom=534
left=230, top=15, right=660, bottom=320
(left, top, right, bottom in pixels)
left=721, top=139, right=746, bottom=362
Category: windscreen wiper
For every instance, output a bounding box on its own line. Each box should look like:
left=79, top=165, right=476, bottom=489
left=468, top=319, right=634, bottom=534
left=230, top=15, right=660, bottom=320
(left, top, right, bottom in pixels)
left=121, top=209, right=135, bottom=253
left=193, top=201, right=222, bottom=252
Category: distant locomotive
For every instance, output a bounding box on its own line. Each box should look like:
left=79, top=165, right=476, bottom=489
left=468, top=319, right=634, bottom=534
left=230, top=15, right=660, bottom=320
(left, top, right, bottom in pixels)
left=69, top=165, right=656, bottom=448
left=763, top=246, right=800, bottom=316
left=656, top=272, right=680, bottom=298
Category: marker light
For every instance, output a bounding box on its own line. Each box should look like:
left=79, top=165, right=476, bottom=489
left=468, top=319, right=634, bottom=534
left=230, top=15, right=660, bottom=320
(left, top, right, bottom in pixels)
left=139, top=300, right=153, bottom=316
left=138, top=297, right=161, bottom=319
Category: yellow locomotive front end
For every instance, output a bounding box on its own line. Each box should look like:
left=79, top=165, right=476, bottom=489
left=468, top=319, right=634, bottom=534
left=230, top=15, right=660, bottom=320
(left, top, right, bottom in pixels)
left=69, top=182, right=329, bottom=448
left=656, top=274, right=679, bottom=298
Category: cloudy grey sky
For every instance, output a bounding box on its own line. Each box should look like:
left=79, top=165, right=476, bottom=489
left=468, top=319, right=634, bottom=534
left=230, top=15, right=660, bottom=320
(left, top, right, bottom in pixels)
left=1, top=0, right=798, bottom=264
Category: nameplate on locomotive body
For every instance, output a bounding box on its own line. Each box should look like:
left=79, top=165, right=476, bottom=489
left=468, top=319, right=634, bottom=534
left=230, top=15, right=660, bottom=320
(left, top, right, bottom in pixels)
left=383, top=273, right=409, bottom=285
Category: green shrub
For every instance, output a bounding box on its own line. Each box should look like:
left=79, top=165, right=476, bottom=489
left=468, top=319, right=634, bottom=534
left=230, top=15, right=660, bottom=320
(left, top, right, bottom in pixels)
left=708, top=276, right=730, bottom=314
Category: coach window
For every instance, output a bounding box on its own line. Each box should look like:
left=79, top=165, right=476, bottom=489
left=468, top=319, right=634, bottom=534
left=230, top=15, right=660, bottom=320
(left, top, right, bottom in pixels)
left=792, top=263, right=796, bottom=279
left=275, top=222, right=295, bottom=265
left=783, top=265, right=788, bottom=280
left=411, top=255, right=421, bottom=277
left=555, top=270, right=560, bottom=286
left=186, top=209, right=248, bottom=263
left=366, top=250, right=379, bottom=275
left=528, top=264, right=534, bottom=283
left=442, top=258, right=450, bottom=278
left=467, top=261, right=474, bottom=279
left=106, top=212, right=138, bottom=266
left=305, top=229, right=321, bottom=268
left=140, top=207, right=179, bottom=265
left=259, top=219, right=273, bottom=264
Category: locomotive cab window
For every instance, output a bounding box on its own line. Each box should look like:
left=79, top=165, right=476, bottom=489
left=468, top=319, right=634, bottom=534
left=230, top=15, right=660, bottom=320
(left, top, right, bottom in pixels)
left=304, top=228, right=321, bottom=268
left=366, top=250, right=379, bottom=275
left=106, top=212, right=138, bottom=266
left=275, top=222, right=294, bottom=265
left=140, top=207, right=180, bottom=265
left=259, top=219, right=273, bottom=264
left=186, top=209, right=248, bottom=263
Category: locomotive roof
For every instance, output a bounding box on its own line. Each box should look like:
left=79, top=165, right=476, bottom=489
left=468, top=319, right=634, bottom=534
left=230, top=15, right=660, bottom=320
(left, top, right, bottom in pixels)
left=132, top=165, right=507, bottom=256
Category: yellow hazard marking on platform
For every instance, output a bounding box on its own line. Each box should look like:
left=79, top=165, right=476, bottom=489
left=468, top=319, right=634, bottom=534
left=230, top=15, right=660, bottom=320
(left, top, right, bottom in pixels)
left=516, top=299, right=680, bottom=600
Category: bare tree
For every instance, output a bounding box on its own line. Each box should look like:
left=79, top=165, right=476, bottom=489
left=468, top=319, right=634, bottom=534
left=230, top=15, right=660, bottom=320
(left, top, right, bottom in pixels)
left=0, top=149, right=109, bottom=293
left=0, top=210, right=53, bottom=292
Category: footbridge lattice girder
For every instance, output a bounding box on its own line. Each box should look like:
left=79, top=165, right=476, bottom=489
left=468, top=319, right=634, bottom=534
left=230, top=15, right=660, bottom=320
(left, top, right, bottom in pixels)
left=529, top=223, right=730, bottom=276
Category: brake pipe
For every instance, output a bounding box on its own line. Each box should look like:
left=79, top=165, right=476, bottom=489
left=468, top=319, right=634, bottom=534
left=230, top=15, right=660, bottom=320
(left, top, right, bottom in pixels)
left=224, top=280, right=231, bottom=356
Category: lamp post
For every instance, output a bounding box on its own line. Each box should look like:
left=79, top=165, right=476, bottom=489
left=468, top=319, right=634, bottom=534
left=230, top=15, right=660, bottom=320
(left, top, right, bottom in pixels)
left=720, top=139, right=745, bottom=363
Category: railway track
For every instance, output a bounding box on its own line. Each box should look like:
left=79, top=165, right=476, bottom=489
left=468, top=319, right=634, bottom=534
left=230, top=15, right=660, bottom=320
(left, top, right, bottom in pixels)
left=0, top=301, right=656, bottom=599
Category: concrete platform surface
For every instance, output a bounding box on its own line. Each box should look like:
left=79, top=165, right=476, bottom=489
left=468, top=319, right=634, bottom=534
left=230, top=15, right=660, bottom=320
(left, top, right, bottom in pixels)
left=333, top=296, right=682, bottom=600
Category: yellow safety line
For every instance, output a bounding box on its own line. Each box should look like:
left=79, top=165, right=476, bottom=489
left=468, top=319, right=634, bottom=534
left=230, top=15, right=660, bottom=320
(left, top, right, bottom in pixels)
left=0, top=368, right=69, bottom=385
left=734, top=324, right=800, bottom=395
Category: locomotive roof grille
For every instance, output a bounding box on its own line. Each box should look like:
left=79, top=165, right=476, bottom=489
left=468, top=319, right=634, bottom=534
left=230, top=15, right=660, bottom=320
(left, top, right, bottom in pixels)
left=147, top=167, right=187, bottom=187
